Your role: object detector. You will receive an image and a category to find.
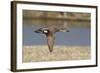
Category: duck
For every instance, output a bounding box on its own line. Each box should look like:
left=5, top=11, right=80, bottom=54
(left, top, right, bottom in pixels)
left=34, top=27, right=69, bottom=52
left=34, top=12, right=70, bottom=52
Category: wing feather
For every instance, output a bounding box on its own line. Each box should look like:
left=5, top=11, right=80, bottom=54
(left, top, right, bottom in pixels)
left=47, top=35, right=55, bottom=52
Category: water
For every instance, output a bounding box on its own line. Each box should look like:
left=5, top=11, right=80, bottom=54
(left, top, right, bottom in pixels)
left=23, top=24, right=90, bottom=46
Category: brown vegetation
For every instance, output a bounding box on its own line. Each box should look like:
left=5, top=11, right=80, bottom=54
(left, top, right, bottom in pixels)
left=23, top=45, right=90, bottom=63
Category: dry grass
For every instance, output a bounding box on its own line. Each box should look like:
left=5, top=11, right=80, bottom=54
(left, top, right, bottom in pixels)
left=22, top=45, right=91, bottom=63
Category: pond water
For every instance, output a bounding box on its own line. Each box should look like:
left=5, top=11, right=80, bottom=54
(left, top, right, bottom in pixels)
left=23, top=24, right=90, bottom=46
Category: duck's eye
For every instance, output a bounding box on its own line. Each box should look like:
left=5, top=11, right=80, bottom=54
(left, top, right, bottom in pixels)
left=43, top=30, right=48, bottom=33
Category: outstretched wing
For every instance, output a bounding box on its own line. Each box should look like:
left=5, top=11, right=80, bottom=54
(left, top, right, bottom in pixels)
left=47, top=34, right=55, bottom=52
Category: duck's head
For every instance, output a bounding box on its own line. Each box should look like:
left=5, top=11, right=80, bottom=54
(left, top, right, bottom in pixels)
left=34, top=28, right=50, bottom=35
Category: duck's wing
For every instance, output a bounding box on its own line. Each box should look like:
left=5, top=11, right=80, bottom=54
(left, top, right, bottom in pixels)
left=59, top=21, right=70, bottom=32
left=47, top=34, right=55, bottom=52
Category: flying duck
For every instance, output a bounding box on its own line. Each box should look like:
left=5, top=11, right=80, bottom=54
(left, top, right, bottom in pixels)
left=34, top=12, right=69, bottom=52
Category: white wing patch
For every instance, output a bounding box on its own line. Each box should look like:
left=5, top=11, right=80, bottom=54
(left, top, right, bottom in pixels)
left=43, top=30, right=48, bottom=33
